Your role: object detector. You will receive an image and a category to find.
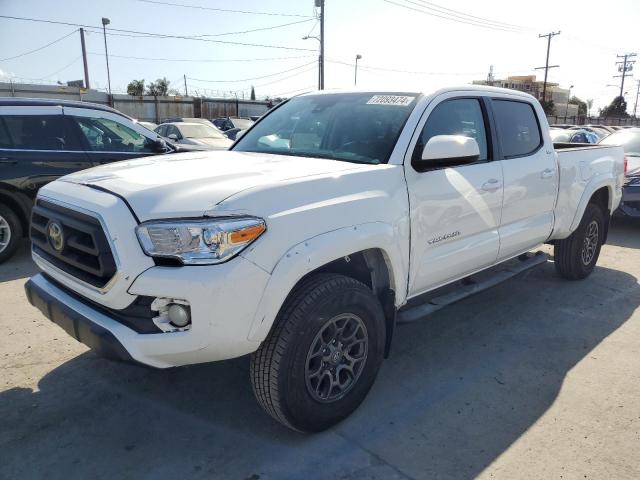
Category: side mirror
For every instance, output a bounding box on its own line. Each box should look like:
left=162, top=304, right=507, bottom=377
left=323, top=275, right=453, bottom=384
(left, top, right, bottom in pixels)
left=167, top=134, right=178, bottom=141
left=152, top=137, right=169, bottom=153
left=417, top=135, right=480, bottom=169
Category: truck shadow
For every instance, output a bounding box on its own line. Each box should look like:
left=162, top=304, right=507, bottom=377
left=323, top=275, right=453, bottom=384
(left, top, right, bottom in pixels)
left=1, top=262, right=639, bottom=479
left=607, top=216, right=640, bottom=249
left=0, top=241, right=39, bottom=283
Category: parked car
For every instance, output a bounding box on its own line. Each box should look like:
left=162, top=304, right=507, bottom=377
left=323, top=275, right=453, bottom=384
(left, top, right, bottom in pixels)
left=137, top=121, right=157, bottom=131
left=550, top=128, right=598, bottom=144
left=223, top=127, right=245, bottom=141
left=24, top=88, right=624, bottom=432
left=212, top=116, right=254, bottom=132
left=154, top=122, right=232, bottom=150
left=567, top=126, right=609, bottom=140
left=0, top=97, right=189, bottom=263
left=599, top=128, right=640, bottom=217
left=162, top=117, right=218, bottom=129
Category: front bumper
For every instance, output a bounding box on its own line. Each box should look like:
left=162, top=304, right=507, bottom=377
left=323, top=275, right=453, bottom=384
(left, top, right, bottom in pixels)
left=26, top=252, right=271, bottom=368
left=25, top=275, right=134, bottom=364
left=618, top=182, right=640, bottom=217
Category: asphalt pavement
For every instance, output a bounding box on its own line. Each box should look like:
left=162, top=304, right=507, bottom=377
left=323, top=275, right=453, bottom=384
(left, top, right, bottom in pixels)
left=1, top=218, right=639, bottom=480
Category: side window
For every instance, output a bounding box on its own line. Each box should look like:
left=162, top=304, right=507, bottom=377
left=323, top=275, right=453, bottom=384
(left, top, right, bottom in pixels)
left=492, top=100, right=541, bottom=158
left=74, top=116, right=154, bottom=153
left=0, top=115, right=80, bottom=150
left=413, top=98, right=488, bottom=164
left=166, top=125, right=180, bottom=139
left=155, top=125, right=165, bottom=137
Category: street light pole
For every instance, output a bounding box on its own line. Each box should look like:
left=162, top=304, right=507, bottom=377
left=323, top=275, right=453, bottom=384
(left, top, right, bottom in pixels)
left=564, top=84, right=573, bottom=122
left=319, top=0, right=325, bottom=90
left=354, top=54, right=362, bottom=86
left=101, top=17, right=112, bottom=97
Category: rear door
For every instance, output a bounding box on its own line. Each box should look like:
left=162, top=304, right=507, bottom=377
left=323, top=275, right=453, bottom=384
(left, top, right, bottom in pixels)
left=490, top=98, right=558, bottom=260
left=405, top=94, right=504, bottom=296
left=0, top=105, right=90, bottom=203
left=64, top=107, right=159, bottom=165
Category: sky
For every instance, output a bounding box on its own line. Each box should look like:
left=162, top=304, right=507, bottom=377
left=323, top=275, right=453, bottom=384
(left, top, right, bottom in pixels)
left=1, top=0, right=639, bottom=113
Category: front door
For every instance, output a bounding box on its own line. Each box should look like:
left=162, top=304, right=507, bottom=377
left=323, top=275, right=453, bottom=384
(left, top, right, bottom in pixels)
left=405, top=95, right=504, bottom=297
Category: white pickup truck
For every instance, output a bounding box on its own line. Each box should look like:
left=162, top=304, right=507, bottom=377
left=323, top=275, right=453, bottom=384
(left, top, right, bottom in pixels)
left=25, top=86, right=625, bottom=432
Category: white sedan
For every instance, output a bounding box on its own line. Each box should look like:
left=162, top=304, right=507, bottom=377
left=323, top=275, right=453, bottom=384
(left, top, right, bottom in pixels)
left=155, top=122, right=233, bottom=150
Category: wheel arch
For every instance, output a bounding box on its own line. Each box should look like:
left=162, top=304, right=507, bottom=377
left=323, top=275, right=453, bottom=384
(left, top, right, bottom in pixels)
left=0, top=189, right=31, bottom=236
left=247, top=223, right=408, bottom=357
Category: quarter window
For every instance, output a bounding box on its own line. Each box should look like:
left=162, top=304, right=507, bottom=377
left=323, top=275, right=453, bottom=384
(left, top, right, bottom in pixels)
left=0, top=115, right=80, bottom=150
left=74, top=116, right=155, bottom=152
left=413, top=98, right=489, bottom=164
left=492, top=100, right=542, bottom=158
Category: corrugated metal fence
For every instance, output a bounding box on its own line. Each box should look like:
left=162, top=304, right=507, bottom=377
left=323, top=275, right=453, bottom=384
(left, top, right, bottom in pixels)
left=0, top=82, right=270, bottom=122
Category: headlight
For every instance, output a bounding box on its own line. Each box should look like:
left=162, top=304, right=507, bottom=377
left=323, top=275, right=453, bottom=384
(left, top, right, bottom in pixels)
left=136, top=217, right=266, bottom=265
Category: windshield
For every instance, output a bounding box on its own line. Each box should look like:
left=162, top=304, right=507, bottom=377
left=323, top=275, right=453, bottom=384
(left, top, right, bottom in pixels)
left=232, top=118, right=254, bottom=129
left=179, top=124, right=226, bottom=139
left=599, top=130, right=640, bottom=156
left=233, top=92, right=419, bottom=164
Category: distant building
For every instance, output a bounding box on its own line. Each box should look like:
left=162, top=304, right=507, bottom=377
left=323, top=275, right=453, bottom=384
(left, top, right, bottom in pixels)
left=473, top=74, right=578, bottom=117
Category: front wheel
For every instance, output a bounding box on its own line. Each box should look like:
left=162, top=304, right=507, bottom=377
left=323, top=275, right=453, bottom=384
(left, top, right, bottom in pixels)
left=0, top=203, right=23, bottom=264
left=554, top=203, right=605, bottom=280
left=250, top=273, right=386, bottom=432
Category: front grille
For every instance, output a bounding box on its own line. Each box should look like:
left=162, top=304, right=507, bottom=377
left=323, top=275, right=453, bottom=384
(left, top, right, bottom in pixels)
left=30, top=199, right=117, bottom=288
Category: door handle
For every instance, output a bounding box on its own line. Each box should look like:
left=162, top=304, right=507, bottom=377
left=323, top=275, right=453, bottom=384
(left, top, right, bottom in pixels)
left=541, top=168, right=555, bottom=179
left=0, top=157, right=17, bottom=165
left=481, top=178, right=502, bottom=192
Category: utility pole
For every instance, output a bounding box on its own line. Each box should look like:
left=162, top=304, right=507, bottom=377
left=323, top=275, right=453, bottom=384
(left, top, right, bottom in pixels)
left=535, top=31, right=560, bottom=104
left=354, top=54, right=362, bottom=86
left=318, top=0, right=325, bottom=90
left=101, top=17, right=112, bottom=96
left=184, top=74, right=188, bottom=96
left=614, top=53, right=636, bottom=98
left=79, top=28, right=90, bottom=89
left=633, top=80, right=640, bottom=118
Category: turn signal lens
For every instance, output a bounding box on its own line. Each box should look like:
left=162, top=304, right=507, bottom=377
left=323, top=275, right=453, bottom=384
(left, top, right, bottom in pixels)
left=229, top=224, right=266, bottom=244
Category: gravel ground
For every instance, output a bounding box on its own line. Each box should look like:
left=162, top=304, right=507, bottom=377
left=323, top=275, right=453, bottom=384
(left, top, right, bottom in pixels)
left=1, top=218, right=639, bottom=480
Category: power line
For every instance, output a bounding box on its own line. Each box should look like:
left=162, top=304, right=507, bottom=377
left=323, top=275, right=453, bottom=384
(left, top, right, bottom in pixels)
left=187, top=61, right=317, bottom=84
left=0, top=15, right=316, bottom=52
left=272, top=85, right=316, bottom=98
left=326, top=58, right=531, bottom=76
left=87, top=53, right=315, bottom=63
left=38, top=56, right=81, bottom=80
left=137, top=0, right=314, bottom=18
left=0, top=28, right=78, bottom=61
left=383, top=0, right=526, bottom=33
left=410, top=0, right=530, bottom=31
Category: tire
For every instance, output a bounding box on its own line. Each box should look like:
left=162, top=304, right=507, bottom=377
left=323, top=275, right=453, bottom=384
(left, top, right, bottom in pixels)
left=554, top=203, right=605, bottom=280
left=0, top=203, right=23, bottom=264
left=250, top=273, right=386, bottom=432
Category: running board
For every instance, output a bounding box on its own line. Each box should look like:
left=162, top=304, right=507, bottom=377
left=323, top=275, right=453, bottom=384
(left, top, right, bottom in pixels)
left=397, top=251, right=550, bottom=324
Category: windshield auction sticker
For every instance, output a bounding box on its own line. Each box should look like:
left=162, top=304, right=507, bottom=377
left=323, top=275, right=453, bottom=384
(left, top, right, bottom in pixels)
left=366, top=95, right=415, bottom=106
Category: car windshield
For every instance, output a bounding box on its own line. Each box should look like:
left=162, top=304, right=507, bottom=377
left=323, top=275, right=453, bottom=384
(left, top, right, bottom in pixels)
left=179, top=124, right=226, bottom=139
left=231, top=118, right=254, bottom=129
left=599, top=130, right=640, bottom=156
left=232, top=92, right=420, bottom=164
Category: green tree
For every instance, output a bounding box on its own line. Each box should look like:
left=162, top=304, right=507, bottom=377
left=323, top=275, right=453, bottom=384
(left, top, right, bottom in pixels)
left=250, top=85, right=256, bottom=101
left=600, top=96, right=628, bottom=117
left=126, top=79, right=145, bottom=96
left=540, top=99, right=555, bottom=115
left=568, top=96, right=587, bottom=116
left=146, top=77, right=171, bottom=96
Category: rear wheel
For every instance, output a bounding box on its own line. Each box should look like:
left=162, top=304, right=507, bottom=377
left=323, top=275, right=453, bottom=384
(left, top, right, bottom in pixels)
left=0, top=203, right=22, bottom=264
left=250, top=273, right=386, bottom=432
left=554, top=203, right=605, bottom=280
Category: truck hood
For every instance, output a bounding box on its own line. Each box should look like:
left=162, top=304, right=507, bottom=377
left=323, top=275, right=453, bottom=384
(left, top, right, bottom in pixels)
left=58, top=150, right=367, bottom=221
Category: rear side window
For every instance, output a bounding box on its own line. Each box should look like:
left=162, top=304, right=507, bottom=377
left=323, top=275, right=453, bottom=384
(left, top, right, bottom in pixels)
left=492, top=100, right=541, bottom=158
left=0, top=115, right=80, bottom=150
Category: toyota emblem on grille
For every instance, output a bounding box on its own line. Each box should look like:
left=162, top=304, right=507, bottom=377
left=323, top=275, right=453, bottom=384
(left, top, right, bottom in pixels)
left=47, top=221, right=65, bottom=252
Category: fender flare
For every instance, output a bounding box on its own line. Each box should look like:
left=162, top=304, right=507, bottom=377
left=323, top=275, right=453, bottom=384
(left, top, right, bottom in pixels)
left=246, top=222, right=408, bottom=343
left=569, top=175, right=614, bottom=233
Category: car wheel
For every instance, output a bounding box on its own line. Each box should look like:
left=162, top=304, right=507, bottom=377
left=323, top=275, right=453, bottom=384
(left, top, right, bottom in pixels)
left=554, top=203, right=605, bottom=280
left=250, top=273, right=386, bottom=432
left=0, top=203, right=23, bottom=264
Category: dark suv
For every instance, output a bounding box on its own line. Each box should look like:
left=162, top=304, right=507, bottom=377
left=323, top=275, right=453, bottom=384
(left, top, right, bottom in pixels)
left=0, top=98, right=173, bottom=263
